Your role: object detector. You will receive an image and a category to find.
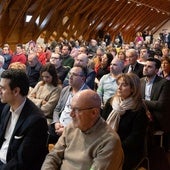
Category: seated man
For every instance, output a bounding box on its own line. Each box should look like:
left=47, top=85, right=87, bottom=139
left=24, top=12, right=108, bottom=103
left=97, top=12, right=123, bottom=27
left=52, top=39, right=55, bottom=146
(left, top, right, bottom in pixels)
left=41, top=89, right=124, bottom=170
left=0, top=69, right=48, bottom=170
left=49, top=65, right=89, bottom=143
left=49, top=52, right=70, bottom=84
left=97, top=57, right=124, bottom=106
left=63, top=53, right=96, bottom=89
left=141, top=58, right=170, bottom=150
left=26, top=51, right=42, bottom=88
left=123, top=48, right=144, bottom=78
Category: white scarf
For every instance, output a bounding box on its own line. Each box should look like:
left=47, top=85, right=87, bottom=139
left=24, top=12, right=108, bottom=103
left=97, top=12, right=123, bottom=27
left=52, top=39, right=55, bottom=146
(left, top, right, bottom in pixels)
left=106, top=96, right=135, bottom=131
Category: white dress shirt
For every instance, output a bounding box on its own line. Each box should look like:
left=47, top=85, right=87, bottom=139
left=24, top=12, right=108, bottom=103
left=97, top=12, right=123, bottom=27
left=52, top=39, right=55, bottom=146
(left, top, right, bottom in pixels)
left=0, top=99, right=26, bottom=163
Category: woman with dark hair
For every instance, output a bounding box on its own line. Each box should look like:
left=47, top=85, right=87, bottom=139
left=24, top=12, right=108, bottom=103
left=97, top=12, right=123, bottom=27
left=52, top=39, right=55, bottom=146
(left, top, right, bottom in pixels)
left=28, top=63, right=62, bottom=123
left=95, top=52, right=113, bottom=79
left=95, top=52, right=113, bottom=88
left=158, top=57, right=170, bottom=80
left=102, top=73, right=148, bottom=170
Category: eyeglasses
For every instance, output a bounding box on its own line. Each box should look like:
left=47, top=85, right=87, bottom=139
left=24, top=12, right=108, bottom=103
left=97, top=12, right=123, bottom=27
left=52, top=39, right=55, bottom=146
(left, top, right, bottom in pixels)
left=50, top=57, right=60, bottom=60
left=70, top=107, right=94, bottom=114
left=69, top=72, right=83, bottom=77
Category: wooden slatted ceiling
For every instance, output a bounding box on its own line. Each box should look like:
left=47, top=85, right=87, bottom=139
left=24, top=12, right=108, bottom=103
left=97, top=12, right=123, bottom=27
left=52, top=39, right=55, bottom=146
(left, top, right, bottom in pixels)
left=0, top=0, right=169, bottom=48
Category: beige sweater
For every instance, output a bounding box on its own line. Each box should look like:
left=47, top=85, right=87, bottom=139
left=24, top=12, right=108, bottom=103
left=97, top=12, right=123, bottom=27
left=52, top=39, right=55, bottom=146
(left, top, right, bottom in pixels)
left=41, top=117, right=124, bottom=170
left=28, top=81, right=62, bottom=118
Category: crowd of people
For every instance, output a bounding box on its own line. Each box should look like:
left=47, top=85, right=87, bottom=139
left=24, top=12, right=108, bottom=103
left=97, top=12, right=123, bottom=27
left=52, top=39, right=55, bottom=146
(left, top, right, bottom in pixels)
left=0, top=29, right=169, bottom=170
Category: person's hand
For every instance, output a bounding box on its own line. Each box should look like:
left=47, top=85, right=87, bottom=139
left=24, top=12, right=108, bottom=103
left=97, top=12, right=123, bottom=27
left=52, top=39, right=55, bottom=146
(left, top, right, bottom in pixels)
left=55, top=122, right=64, bottom=136
left=31, top=93, right=36, bottom=98
left=41, top=100, right=47, bottom=105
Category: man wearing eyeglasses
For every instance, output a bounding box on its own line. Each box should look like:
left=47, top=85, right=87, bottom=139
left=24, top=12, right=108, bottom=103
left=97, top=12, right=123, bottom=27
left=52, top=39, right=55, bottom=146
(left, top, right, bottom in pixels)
left=48, top=65, right=89, bottom=143
left=50, top=53, right=70, bottom=84
left=42, top=89, right=123, bottom=170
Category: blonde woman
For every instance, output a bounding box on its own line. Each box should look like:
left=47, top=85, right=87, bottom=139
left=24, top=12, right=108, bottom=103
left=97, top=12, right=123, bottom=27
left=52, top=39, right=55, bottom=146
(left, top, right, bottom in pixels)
left=102, top=73, right=148, bottom=170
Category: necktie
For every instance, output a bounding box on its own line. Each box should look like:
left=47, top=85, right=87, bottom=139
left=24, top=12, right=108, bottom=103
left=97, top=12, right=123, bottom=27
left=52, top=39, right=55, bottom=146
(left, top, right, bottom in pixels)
left=128, top=65, right=133, bottom=73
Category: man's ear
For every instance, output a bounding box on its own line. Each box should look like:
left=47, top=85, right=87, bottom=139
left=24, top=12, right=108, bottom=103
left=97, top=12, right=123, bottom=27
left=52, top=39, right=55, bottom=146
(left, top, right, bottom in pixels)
left=13, top=87, right=20, bottom=96
left=92, top=108, right=99, bottom=117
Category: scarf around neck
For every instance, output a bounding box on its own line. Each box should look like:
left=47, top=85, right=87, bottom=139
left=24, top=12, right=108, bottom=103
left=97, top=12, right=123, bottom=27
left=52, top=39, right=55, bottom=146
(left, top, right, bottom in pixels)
left=106, top=96, right=135, bottom=131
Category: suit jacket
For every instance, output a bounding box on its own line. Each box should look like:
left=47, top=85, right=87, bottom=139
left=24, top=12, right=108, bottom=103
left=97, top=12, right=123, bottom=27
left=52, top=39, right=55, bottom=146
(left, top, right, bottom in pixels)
left=53, top=84, right=89, bottom=122
left=0, top=98, right=48, bottom=170
left=26, top=61, right=42, bottom=88
left=123, top=62, right=144, bottom=78
left=140, top=75, right=170, bottom=131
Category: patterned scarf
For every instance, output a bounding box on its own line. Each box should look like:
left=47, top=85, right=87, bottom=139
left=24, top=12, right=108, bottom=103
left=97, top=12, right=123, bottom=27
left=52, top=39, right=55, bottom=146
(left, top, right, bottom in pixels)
left=106, top=96, right=135, bottom=131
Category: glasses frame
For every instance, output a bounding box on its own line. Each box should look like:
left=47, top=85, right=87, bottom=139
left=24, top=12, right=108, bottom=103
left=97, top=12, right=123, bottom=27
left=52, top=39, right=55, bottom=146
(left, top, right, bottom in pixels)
left=70, top=107, right=94, bottom=114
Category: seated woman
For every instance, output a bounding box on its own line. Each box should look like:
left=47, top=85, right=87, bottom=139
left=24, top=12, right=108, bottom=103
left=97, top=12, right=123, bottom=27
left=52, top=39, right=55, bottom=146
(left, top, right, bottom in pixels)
left=117, top=49, right=128, bottom=66
left=28, top=63, right=62, bottom=123
left=102, top=73, right=148, bottom=170
left=158, top=57, right=170, bottom=80
left=95, top=52, right=113, bottom=87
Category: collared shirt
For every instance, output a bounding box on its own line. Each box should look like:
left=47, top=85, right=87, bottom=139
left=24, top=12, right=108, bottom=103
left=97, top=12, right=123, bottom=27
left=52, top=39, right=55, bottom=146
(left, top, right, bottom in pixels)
left=59, top=93, right=73, bottom=127
left=59, top=84, right=87, bottom=127
left=127, top=63, right=137, bottom=73
left=97, top=73, right=117, bottom=105
left=145, top=76, right=156, bottom=100
left=0, top=99, right=26, bottom=163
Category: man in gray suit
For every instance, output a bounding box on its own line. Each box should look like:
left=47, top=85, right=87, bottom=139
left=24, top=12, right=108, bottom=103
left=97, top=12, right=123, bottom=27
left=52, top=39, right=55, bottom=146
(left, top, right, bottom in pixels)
left=49, top=65, right=89, bottom=143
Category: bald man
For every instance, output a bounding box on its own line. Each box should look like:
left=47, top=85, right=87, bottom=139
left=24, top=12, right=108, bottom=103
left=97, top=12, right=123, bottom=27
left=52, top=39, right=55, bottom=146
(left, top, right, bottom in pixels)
left=63, top=53, right=96, bottom=89
left=41, top=89, right=124, bottom=170
left=26, top=52, right=42, bottom=88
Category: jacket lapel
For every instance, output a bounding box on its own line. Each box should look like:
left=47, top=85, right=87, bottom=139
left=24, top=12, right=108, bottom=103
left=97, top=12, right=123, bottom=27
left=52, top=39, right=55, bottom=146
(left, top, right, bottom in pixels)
left=12, top=99, right=29, bottom=136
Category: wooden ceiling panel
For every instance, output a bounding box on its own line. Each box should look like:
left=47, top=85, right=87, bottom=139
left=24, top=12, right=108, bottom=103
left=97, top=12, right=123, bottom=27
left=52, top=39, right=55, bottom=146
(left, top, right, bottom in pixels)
left=0, top=0, right=169, bottom=47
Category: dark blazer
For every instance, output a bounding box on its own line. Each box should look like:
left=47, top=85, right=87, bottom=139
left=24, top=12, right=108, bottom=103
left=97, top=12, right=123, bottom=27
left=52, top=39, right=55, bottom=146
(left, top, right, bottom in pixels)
left=123, top=62, right=144, bottom=78
left=102, top=99, right=148, bottom=170
left=0, top=98, right=48, bottom=170
left=26, top=61, right=42, bottom=88
left=140, top=75, right=170, bottom=131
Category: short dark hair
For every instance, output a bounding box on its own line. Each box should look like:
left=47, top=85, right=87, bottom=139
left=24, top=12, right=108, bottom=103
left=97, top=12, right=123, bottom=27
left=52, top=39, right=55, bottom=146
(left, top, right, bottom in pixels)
left=147, top=57, right=161, bottom=69
left=1, top=69, right=29, bottom=96
left=16, top=44, right=23, bottom=49
left=40, top=63, right=58, bottom=86
left=73, top=64, right=87, bottom=78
